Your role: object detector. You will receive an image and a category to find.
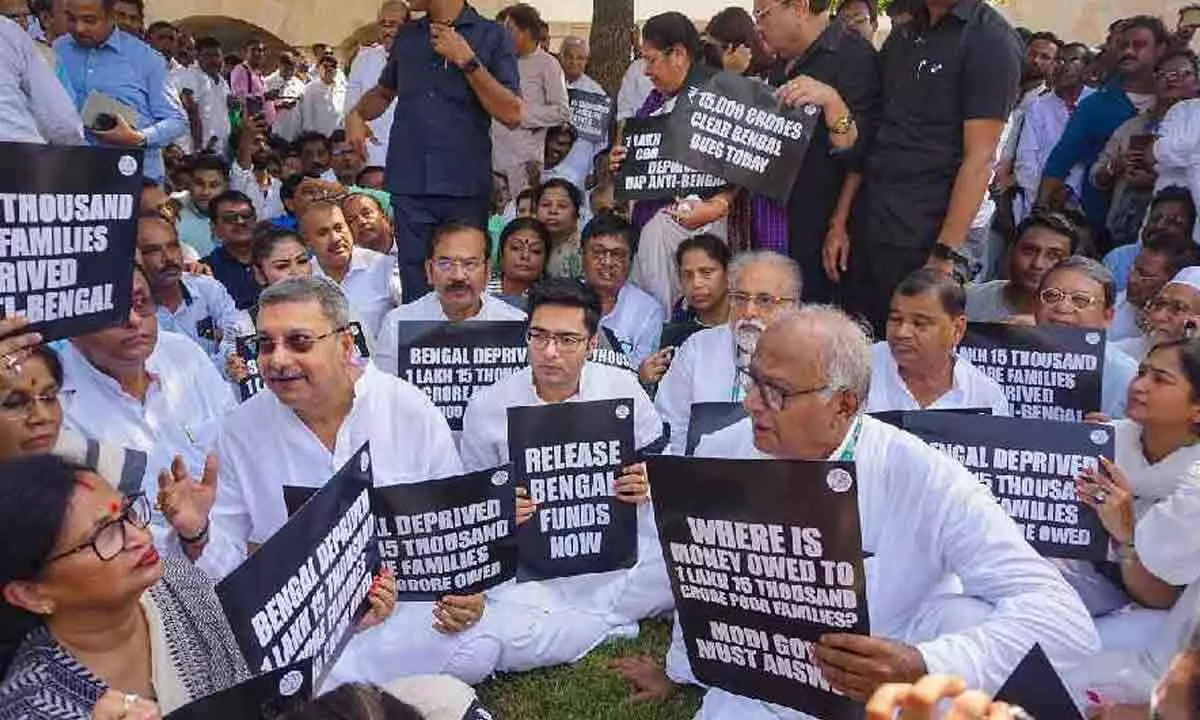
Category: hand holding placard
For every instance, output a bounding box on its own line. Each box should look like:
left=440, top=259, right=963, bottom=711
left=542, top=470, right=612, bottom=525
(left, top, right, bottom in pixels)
left=433, top=593, right=484, bottom=634
left=813, top=634, right=927, bottom=702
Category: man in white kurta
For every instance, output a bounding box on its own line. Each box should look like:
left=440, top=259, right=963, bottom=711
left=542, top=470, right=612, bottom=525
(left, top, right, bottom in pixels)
left=556, top=37, right=608, bottom=191
left=459, top=278, right=672, bottom=671
left=376, top=223, right=527, bottom=375
left=656, top=252, right=800, bottom=456
left=345, top=2, right=409, bottom=168
left=212, top=275, right=505, bottom=688
left=622, top=307, right=1099, bottom=719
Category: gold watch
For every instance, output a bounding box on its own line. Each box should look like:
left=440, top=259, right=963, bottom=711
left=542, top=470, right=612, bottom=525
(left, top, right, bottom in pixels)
left=827, top=114, right=855, bottom=136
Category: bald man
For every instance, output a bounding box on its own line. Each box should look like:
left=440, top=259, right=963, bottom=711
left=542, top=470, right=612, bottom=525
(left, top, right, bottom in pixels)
left=345, top=0, right=410, bottom=166
left=552, top=36, right=609, bottom=190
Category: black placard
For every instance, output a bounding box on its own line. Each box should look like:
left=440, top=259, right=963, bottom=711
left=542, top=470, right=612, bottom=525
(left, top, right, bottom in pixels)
left=960, top=323, right=1105, bottom=422
left=395, top=320, right=528, bottom=431
left=615, top=117, right=727, bottom=201
left=348, top=320, right=370, bottom=357
left=890, top=411, right=1112, bottom=560
left=648, top=456, right=868, bottom=717
left=216, top=444, right=378, bottom=686
left=568, top=88, right=613, bottom=144
left=590, top=325, right=637, bottom=374
left=507, top=399, right=637, bottom=581
left=0, top=143, right=141, bottom=341
left=663, top=73, right=818, bottom=202
left=164, top=659, right=313, bottom=720
left=659, top=321, right=704, bottom=351
left=686, top=402, right=748, bottom=456
left=372, top=467, right=518, bottom=600
left=235, top=334, right=266, bottom=401
left=995, top=644, right=1085, bottom=719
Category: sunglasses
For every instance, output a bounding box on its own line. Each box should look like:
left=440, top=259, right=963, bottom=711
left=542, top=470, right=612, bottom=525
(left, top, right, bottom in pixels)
left=219, top=210, right=256, bottom=223
left=248, top=327, right=347, bottom=356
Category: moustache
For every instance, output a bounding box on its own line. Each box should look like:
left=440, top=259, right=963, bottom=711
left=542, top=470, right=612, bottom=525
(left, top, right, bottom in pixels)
left=446, top=282, right=471, bottom=292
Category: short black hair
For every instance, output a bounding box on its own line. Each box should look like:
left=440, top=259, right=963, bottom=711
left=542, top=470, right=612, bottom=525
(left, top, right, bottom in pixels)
left=582, top=212, right=638, bottom=256
left=642, top=11, right=701, bottom=60
left=1124, top=15, right=1171, bottom=46
left=356, top=166, right=386, bottom=184
left=1151, top=185, right=1199, bottom=230
left=428, top=220, right=490, bottom=261
left=330, top=129, right=347, bottom=144
left=836, top=0, right=876, bottom=23
left=1061, top=42, right=1093, bottom=58
left=196, top=36, right=222, bottom=52
left=885, top=0, right=915, bottom=18
left=1158, top=48, right=1200, bottom=75
left=894, top=267, right=967, bottom=317
left=1041, top=256, right=1117, bottom=309
left=111, top=0, right=144, bottom=16
left=533, top=178, right=582, bottom=215
left=1142, top=232, right=1200, bottom=274
left=528, top=277, right=602, bottom=337
left=318, top=54, right=339, bottom=69
left=296, top=131, right=332, bottom=151
left=280, top=171, right=325, bottom=201
left=147, top=20, right=175, bottom=35
left=209, top=189, right=255, bottom=219
left=505, top=3, right=543, bottom=36
left=251, top=226, right=305, bottom=267
left=516, top=187, right=536, bottom=205
left=190, top=153, right=229, bottom=177
left=675, top=233, right=730, bottom=270
left=500, top=216, right=550, bottom=253
left=1027, top=31, right=1063, bottom=48
left=1015, top=211, right=1080, bottom=253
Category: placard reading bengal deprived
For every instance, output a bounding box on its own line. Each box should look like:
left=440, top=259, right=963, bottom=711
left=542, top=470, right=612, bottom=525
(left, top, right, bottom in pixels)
left=615, top=117, right=727, bottom=201
left=372, top=467, right=518, bottom=600
left=647, top=456, right=868, bottom=717
left=507, top=399, right=638, bottom=581
left=217, top=444, right=377, bottom=686
left=568, top=88, right=613, bottom=144
left=395, top=321, right=528, bottom=431
left=892, top=412, right=1112, bottom=560
left=960, top=323, right=1104, bottom=422
left=0, top=143, right=141, bottom=341
left=664, top=72, right=818, bottom=202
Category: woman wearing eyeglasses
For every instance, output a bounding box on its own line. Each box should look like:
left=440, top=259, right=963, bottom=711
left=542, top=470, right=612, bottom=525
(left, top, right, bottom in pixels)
left=0, top=454, right=249, bottom=718
left=1114, top=267, right=1200, bottom=363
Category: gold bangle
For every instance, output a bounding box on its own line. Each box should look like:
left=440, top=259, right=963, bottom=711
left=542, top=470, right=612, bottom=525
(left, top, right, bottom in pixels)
left=827, top=114, right=855, bottom=136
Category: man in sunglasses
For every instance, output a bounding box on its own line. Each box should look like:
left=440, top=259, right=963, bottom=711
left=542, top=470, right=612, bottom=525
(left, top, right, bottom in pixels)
left=1034, top=256, right=1139, bottom=419
left=60, top=264, right=243, bottom=576
left=213, top=275, right=502, bottom=686
left=203, top=189, right=261, bottom=310
left=655, top=250, right=800, bottom=457
left=459, top=278, right=671, bottom=671
left=376, top=220, right=525, bottom=375
left=615, top=306, right=1099, bottom=714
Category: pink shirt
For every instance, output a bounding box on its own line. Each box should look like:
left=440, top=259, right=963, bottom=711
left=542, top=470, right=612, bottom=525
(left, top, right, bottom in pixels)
left=230, top=63, right=276, bottom=124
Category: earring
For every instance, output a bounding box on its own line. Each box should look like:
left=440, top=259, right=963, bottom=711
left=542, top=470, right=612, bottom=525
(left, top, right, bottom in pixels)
left=40, top=603, right=54, bottom=616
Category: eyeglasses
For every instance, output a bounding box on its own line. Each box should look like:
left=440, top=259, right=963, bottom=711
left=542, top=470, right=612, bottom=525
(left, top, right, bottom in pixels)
left=1155, top=68, right=1197, bottom=82
left=1145, top=297, right=1194, bottom=317
left=431, top=258, right=484, bottom=274
left=586, top=246, right=630, bottom=264
left=526, top=328, right=589, bottom=350
left=743, top=367, right=828, bottom=412
left=46, top=494, right=151, bottom=564
left=753, top=0, right=793, bottom=22
left=1039, top=287, right=1101, bottom=310
left=248, top=327, right=347, bottom=356
left=0, top=388, right=70, bottom=418
left=219, top=210, right=256, bottom=224
left=729, top=291, right=796, bottom=310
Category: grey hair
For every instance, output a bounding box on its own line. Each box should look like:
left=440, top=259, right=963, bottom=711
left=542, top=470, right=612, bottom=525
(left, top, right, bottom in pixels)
left=1040, top=256, right=1117, bottom=309
left=258, top=275, right=351, bottom=329
left=560, top=36, right=589, bottom=53
left=379, top=0, right=409, bottom=16
left=769, top=305, right=873, bottom=409
left=728, top=250, right=803, bottom=300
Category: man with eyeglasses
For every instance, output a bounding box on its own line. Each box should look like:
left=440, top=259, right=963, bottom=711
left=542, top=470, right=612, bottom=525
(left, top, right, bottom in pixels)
left=656, top=250, right=800, bottom=457
left=203, top=190, right=262, bottom=310
left=1108, top=228, right=1200, bottom=342
left=1103, top=186, right=1199, bottom=293
left=1034, top=256, right=1139, bottom=419
left=581, top=214, right=662, bottom=368
left=459, top=277, right=671, bottom=672
left=59, top=265, right=243, bottom=577
left=967, top=212, right=1078, bottom=324
left=1114, top=267, right=1200, bottom=364
left=376, top=220, right=525, bottom=375
left=299, top=200, right=397, bottom=341
left=212, top=275, right=504, bottom=687
left=618, top=306, right=1098, bottom=714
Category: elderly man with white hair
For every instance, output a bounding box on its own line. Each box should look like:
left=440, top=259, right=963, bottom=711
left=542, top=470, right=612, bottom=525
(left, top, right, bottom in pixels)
left=617, top=306, right=1100, bottom=718
left=554, top=35, right=608, bottom=191
left=345, top=0, right=410, bottom=167
left=1114, top=265, right=1200, bottom=362
left=655, top=251, right=800, bottom=456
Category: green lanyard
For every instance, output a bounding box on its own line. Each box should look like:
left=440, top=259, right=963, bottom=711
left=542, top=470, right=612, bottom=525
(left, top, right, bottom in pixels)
left=832, top=416, right=863, bottom=462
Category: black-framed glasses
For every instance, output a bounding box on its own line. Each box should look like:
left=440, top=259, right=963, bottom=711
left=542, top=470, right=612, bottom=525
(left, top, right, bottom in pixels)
left=1039, top=287, right=1100, bottom=311
left=46, top=494, right=151, bottom=564
left=526, top=328, right=589, bottom=350
left=248, top=327, right=347, bottom=356
left=743, top=367, right=828, bottom=412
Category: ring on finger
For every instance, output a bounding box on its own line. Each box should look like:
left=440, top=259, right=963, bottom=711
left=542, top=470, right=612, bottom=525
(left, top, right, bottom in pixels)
left=1095, top=490, right=1108, bottom=504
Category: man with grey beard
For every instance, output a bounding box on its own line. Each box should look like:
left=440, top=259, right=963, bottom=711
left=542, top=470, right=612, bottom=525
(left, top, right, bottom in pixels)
left=654, top=251, right=802, bottom=456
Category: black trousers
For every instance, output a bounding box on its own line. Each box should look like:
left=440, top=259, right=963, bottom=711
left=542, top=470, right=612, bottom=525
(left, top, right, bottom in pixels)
left=391, top=193, right=491, bottom=303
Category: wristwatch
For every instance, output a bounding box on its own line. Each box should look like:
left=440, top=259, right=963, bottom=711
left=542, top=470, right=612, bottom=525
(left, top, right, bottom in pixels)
left=458, top=56, right=481, bottom=74
left=827, top=113, right=855, bottom=135
left=931, top=241, right=969, bottom=265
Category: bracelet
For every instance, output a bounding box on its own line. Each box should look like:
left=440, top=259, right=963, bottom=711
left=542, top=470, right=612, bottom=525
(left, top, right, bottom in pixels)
left=179, top=519, right=210, bottom=545
left=1116, top=540, right=1136, bottom=563
left=827, top=114, right=855, bottom=136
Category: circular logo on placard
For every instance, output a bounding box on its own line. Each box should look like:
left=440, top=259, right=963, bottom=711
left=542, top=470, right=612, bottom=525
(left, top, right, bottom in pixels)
left=803, top=104, right=819, bottom=116
left=117, top=155, right=138, bottom=177
left=1090, top=429, right=1109, bottom=445
left=278, top=670, right=304, bottom=697
left=1085, top=332, right=1101, bottom=346
left=491, top=470, right=509, bottom=486
left=826, top=468, right=853, bottom=493
left=359, top=451, right=371, bottom=473
left=615, top=403, right=630, bottom=420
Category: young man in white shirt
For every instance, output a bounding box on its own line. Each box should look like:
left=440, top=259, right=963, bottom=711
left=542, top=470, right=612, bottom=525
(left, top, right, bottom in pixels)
left=582, top=213, right=663, bottom=367
left=344, top=0, right=409, bottom=167
left=299, top=54, right=347, bottom=138
left=616, top=306, right=1099, bottom=718
left=60, top=265, right=243, bottom=577
left=212, top=275, right=504, bottom=687
left=459, top=278, right=671, bottom=671
left=299, top=201, right=397, bottom=340
left=656, top=251, right=799, bottom=456
left=190, top=36, right=233, bottom=155
left=376, top=221, right=526, bottom=375
left=171, top=153, right=227, bottom=258
left=265, top=50, right=308, bottom=142
left=867, top=268, right=1010, bottom=415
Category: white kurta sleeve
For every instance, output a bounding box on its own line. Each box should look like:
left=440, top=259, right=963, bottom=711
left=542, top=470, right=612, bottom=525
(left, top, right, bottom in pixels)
left=211, top=424, right=256, bottom=567
left=374, top=307, right=401, bottom=376
left=1154, top=99, right=1200, bottom=172
left=913, top=456, right=1100, bottom=691
left=656, top=337, right=698, bottom=456
left=1135, top=480, right=1200, bottom=586
left=459, top=394, right=503, bottom=474
left=629, top=302, right=665, bottom=367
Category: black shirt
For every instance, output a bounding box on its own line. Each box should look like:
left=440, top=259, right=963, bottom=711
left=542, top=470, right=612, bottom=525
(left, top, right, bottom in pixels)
left=768, top=20, right=880, bottom=302
left=204, top=246, right=260, bottom=310
left=861, top=0, right=1022, bottom=249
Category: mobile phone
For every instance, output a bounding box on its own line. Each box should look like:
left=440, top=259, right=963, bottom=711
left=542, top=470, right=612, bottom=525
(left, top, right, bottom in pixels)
left=91, top=113, right=117, bottom=131
left=1182, top=7, right=1200, bottom=29
left=1128, top=134, right=1153, bottom=152
left=245, top=95, right=264, bottom=117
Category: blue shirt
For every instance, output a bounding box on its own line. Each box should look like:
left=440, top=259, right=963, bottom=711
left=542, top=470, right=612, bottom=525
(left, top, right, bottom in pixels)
left=203, top=246, right=260, bottom=310
left=54, top=28, right=187, bottom=181
left=378, top=4, right=519, bottom=198
left=1102, top=242, right=1139, bottom=292
left=1042, top=78, right=1137, bottom=231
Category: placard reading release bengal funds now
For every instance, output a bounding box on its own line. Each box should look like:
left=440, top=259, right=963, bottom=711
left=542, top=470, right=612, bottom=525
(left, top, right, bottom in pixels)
left=648, top=456, right=868, bottom=717
left=0, top=143, right=141, bottom=340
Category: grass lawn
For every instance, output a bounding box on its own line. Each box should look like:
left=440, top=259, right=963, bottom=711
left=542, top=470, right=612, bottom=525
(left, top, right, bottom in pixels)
left=477, top=619, right=703, bottom=719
